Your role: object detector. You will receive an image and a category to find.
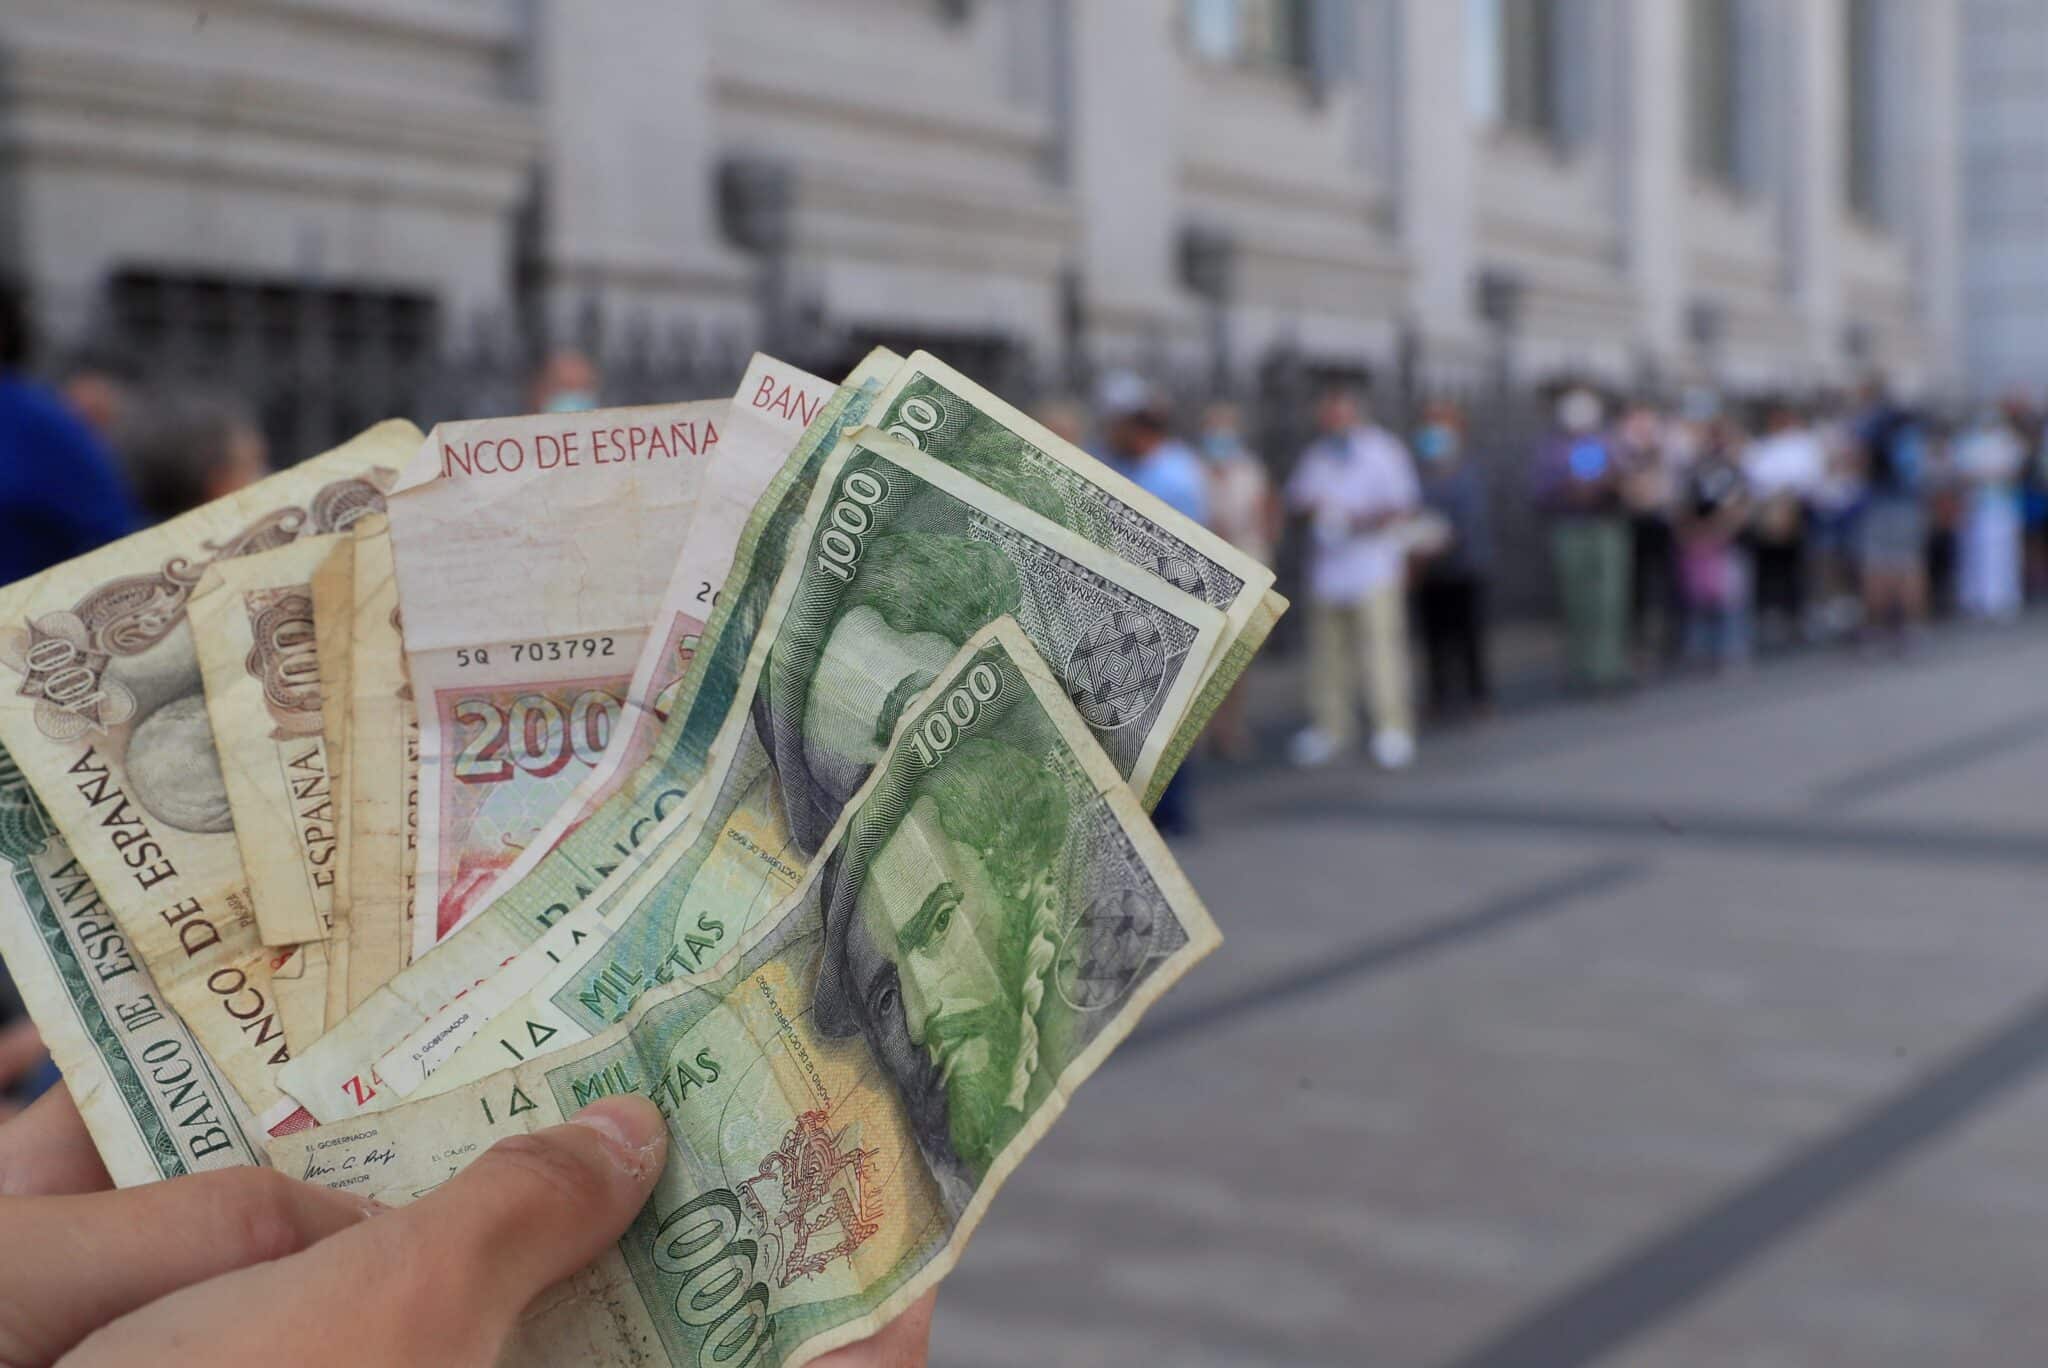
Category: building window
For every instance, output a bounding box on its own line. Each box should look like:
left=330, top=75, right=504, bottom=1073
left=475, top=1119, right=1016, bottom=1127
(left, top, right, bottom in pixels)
left=1688, top=0, right=1742, bottom=186
left=1185, top=0, right=1309, bottom=73
left=1844, top=0, right=1884, bottom=222
left=1467, top=0, right=1561, bottom=139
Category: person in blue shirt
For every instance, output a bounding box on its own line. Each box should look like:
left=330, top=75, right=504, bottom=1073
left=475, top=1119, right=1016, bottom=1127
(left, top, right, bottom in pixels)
left=1857, top=405, right=1932, bottom=650
left=0, top=281, right=141, bottom=1110
left=1095, top=372, right=1206, bottom=834
left=1097, top=371, right=1209, bottom=526
left=0, top=281, right=142, bottom=586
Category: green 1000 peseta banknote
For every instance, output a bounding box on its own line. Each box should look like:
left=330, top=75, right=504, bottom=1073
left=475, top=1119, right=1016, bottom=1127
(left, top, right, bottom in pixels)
left=367, top=428, right=1226, bottom=1100
left=270, top=620, right=1219, bottom=1368
left=867, top=351, right=1284, bottom=793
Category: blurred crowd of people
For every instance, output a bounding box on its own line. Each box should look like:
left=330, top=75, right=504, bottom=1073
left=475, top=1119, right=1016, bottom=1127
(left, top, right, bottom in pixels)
left=1531, top=381, right=2043, bottom=687
left=1050, top=369, right=2048, bottom=798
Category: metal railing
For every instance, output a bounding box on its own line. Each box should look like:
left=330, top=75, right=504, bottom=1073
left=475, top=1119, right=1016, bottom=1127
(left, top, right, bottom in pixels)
left=40, top=272, right=1567, bottom=629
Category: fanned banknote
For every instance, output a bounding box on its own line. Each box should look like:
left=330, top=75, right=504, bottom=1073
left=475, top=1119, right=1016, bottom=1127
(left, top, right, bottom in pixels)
left=373, top=427, right=1227, bottom=1101
left=339, top=515, right=416, bottom=1010
left=285, top=342, right=1281, bottom=1119
left=466, top=355, right=838, bottom=920
left=190, top=536, right=348, bottom=952
left=0, top=744, right=264, bottom=1184
left=867, top=351, right=1284, bottom=799
left=286, top=416, right=1227, bottom=1120
left=311, top=536, right=356, bottom=1026
left=281, top=357, right=899, bottom=1118
left=190, top=535, right=357, bottom=1051
left=490, top=340, right=1279, bottom=953
left=270, top=620, right=1219, bottom=1368
left=391, top=401, right=724, bottom=956
left=0, top=420, right=413, bottom=1135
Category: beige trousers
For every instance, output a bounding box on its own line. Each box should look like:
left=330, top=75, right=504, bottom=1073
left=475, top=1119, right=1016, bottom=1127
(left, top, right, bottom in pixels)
left=1307, top=584, right=1413, bottom=745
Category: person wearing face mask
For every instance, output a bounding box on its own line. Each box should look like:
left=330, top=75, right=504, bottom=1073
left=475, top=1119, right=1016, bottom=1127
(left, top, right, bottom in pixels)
left=1284, top=381, right=1421, bottom=770
left=1615, top=401, right=1682, bottom=669
left=529, top=348, right=601, bottom=414
left=1196, top=402, right=1279, bottom=759
left=1531, top=384, right=1633, bottom=691
left=1412, top=401, right=1493, bottom=719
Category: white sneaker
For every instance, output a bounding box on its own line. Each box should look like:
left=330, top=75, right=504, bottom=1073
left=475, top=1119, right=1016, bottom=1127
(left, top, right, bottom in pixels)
left=1288, top=728, right=1345, bottom=768
left=1371, top=728, right=1416, bottom=771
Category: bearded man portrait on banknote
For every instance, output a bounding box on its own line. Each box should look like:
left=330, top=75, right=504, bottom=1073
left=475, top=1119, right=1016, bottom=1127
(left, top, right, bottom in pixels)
left=811, top=733, right=1070, bottom=1212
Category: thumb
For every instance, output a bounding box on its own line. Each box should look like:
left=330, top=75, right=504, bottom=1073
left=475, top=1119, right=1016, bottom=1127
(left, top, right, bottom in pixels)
left=375, top=1095, right=667, bottom=1347
left=59, top=1098, right=669, bottom=1368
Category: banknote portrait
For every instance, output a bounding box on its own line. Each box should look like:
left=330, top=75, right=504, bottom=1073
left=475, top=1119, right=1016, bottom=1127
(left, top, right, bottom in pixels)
left=754, top=531, right=1022, bottom=857
left=0, top=481, right=389, bottom=838
left=811, top=733, right=1067, bottom=1209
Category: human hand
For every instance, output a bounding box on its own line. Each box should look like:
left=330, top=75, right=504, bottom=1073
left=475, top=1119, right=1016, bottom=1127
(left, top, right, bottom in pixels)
left=1, top=1090, right=934, bottom=1366
left=810, top=1288, right=937, bottom=1367
left=0, top=1083, right=378, bottom=1364
left=0, top=1019, right=46, bottom=1122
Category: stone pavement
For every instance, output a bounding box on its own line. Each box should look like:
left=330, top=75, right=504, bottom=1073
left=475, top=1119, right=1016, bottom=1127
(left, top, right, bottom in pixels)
left=928, top=620, right=2048, bottom=1367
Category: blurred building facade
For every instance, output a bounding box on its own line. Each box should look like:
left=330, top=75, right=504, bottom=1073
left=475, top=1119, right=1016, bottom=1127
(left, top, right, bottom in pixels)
left=2, top=0, right=1962, bottom=414
left=1961, top=0, right=2048, bottom=398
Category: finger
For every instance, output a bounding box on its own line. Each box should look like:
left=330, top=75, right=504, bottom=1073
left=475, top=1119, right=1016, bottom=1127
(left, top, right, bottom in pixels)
left=813, top=1288, right=939, bottom=1368
left=0, top=1021, right=44, bottom=1087
left=400, top=1095, right=665, bottom=1292
left=279, top=1094, right=668, bottom=1364
left=0, top=1167, right=378, bottom=1366
left=0, top=1085, right=111, bottom=1197
left=65, top=1097, right=665, bottom=1368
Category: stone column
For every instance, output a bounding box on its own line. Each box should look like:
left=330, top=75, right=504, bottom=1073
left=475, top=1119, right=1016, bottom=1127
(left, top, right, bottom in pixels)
left=1064, top=0, right=1180, bottom=365
left=1395, top=0, right=1481, bottom=376
left=531, top=0, right=740, bottom=345
left=1785, top=0, right=1847, bottom=379
left=1907, top=0, right=1962, bottom=387
left=1619, top=0, right=1685, bottom=370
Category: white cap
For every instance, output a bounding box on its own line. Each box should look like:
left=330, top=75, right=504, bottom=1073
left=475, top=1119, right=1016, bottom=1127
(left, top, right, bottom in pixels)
left=1096, top=370, right=1162, bottom=421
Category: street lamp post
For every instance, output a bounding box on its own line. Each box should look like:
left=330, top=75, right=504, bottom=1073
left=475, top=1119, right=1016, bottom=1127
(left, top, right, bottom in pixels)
left=1477, top=267, right=1526, bottom=396
left=1180, top=223, right=1239, bottom=398
left=716, top=156, right=795, bottom=357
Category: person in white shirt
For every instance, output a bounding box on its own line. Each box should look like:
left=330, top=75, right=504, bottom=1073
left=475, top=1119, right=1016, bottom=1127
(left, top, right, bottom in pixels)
left=1955, top=402, right=2028, bottom=622
left=1742, top=399, right=1825, bottom=646
left=1284, top=384, right=1421, bottom=769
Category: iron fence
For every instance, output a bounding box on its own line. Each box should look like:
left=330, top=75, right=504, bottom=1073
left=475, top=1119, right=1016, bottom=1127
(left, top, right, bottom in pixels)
left=39, top=274, right=1565, bottom=633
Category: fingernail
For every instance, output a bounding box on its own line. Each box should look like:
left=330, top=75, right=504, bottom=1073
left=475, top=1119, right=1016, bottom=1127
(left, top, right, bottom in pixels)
left=569, top=1095, right=667, bottom=1178
left=349, top=1193, right=391, bottom=1222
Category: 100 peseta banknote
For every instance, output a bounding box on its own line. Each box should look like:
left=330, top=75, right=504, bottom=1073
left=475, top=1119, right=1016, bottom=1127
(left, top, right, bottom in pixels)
left=337, top=515, right=418, bottom=1011
left=190, top=535, right=355, bottom=1051
left=0, top=421, right=415, bottom=1136
left=270, top=620, right=1219, bottom=1368
left=370, top=426, right=1228, bottom=1101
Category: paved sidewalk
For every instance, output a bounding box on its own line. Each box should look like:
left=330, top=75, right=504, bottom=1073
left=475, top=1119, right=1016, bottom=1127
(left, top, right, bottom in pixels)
left=929, top=621, right=2048, bottom=1366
